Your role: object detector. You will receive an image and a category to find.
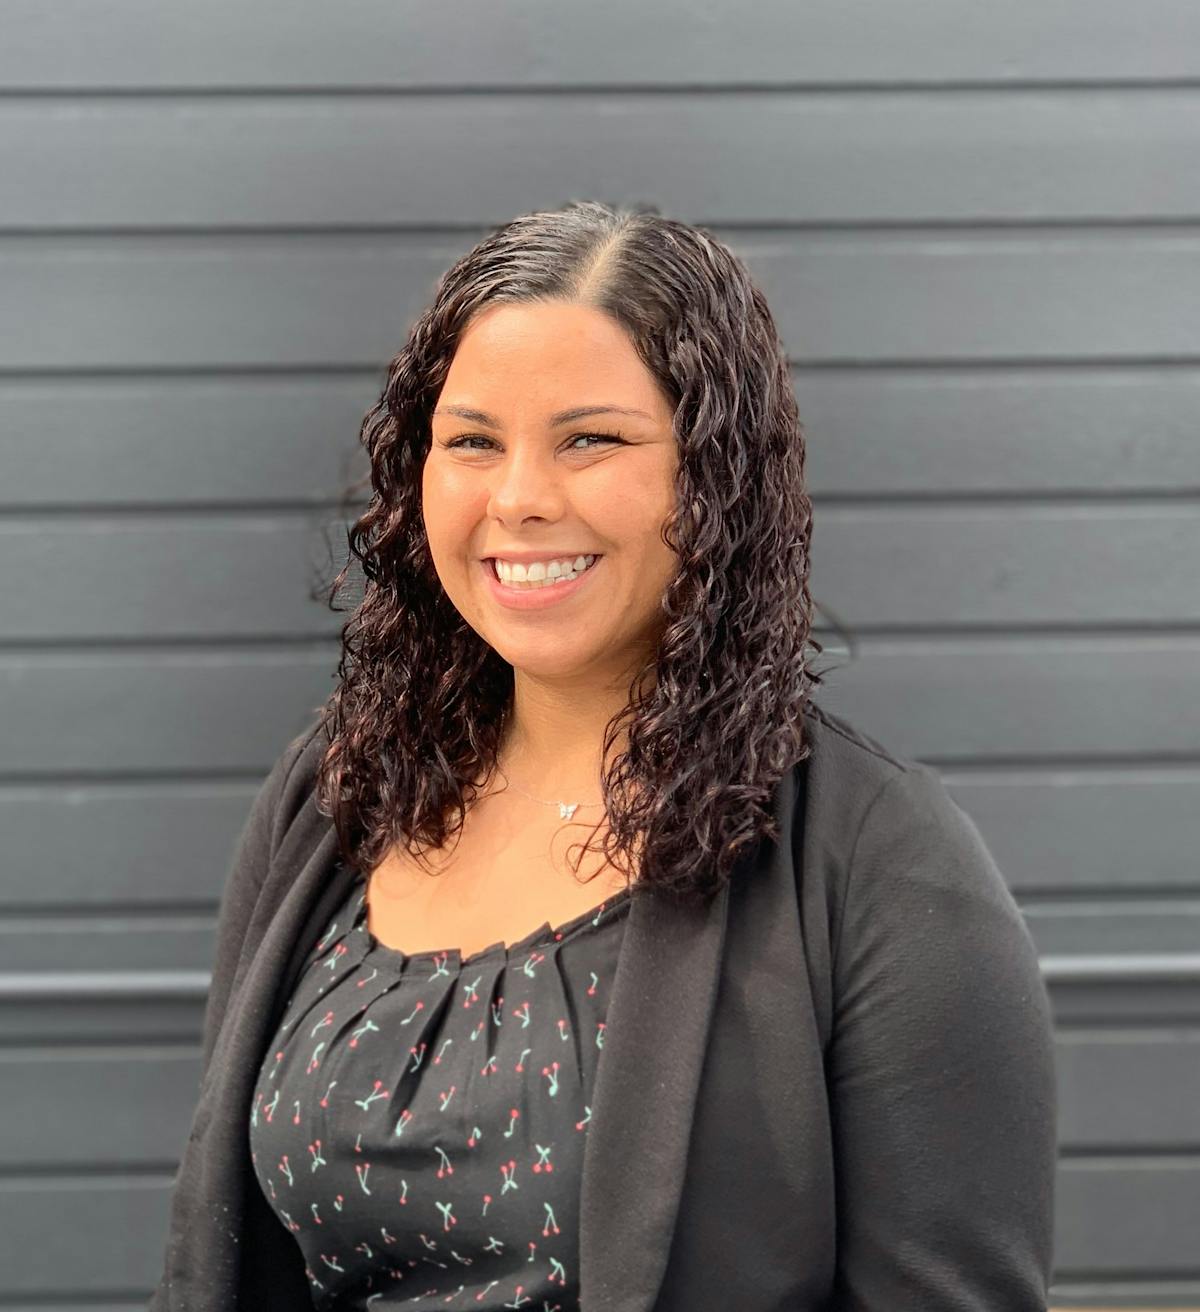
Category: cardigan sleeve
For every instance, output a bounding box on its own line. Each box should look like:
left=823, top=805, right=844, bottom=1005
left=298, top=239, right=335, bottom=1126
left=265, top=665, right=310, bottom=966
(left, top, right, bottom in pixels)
left=199, top=726, right=317, bottom=1076
left=825, top=762, right=1058, bottom=1310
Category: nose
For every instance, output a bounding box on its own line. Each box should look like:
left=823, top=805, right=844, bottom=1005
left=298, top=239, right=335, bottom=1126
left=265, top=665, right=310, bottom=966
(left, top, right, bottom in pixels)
left=486, top=447, right=569, bottom=522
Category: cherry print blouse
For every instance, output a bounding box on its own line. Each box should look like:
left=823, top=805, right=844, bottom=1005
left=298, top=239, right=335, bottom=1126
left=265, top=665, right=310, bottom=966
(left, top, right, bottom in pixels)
left=247, top=863, right=633, bottom=1310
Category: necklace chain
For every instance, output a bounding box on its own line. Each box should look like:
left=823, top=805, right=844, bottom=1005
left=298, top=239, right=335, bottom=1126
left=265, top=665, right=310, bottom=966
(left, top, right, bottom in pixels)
left=496, top=767, right=607, bottom=821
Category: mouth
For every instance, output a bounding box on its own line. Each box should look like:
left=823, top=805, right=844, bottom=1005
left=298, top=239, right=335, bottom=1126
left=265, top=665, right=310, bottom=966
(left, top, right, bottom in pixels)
left=484, top=556, right=603, bottom=588
left=479, top=554, right=604, bottom=609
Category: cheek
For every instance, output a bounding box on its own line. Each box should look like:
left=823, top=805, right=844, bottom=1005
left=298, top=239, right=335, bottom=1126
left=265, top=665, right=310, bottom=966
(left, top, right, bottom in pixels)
left=596, top=477, right=678, bottom=565
left=592, top=455, right=675, bottom=523
left=422, top=469, right=483, bottom=547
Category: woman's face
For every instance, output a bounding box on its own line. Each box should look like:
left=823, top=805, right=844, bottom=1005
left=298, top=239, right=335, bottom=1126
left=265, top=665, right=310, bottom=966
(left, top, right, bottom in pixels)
left=423, top=299, right=680, bottom=684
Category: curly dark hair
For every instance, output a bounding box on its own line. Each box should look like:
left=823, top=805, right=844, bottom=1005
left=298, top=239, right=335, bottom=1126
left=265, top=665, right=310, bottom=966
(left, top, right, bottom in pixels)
left=311, top=198, right=826, bottom=910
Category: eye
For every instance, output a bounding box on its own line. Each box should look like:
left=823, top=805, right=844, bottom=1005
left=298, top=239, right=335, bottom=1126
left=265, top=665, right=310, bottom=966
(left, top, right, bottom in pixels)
left=444, top=435, right=494, bottom=451
left=567, top=431, right=626, bottom=450
left=443, top=431, right=627, bottom=452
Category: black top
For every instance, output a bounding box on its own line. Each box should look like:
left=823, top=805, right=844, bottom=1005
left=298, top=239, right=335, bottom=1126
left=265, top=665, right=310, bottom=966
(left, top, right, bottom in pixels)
left=248, top=865, right=633, bottom=1310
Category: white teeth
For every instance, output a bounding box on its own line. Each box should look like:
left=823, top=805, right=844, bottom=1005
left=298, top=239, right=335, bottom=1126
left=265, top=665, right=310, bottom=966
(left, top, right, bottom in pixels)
left=493, top=554, right=597, bottom=589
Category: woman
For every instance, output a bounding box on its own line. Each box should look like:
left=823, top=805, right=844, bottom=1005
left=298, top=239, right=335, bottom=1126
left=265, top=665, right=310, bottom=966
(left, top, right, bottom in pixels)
left=150, top=200, right=1058, bottom=1311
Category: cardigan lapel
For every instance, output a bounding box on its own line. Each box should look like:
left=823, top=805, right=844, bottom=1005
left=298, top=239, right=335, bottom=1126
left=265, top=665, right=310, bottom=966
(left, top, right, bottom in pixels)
left=578, top=856, right=735, bottom=1311
left=157, top=818, right=347, bottom=1310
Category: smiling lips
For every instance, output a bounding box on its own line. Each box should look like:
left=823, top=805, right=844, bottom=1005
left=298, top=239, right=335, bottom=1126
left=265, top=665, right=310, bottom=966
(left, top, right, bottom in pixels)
left=489, top=554, right=600, bottom=588
left=479, top=553, right=603, bottom=609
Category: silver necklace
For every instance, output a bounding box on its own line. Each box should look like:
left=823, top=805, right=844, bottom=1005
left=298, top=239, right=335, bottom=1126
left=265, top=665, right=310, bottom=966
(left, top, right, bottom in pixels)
left=496, top=767, right=607, bottom=821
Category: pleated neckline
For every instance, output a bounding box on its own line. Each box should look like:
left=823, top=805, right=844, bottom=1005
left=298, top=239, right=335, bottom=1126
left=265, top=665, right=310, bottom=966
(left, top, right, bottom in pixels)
left=348, top=872, right=634, bottom=972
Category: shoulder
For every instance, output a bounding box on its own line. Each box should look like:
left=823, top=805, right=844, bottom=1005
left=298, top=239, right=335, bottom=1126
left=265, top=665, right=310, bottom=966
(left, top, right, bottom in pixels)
left=799, top=704, right=1030, bottom=980
left=799, top=698, right=977, bottom=835
left=257, top=715, right=332, bottom=859
left=796, top=700, right=920, bottom=848
left=280, top=714, right=330, bottom=789
left=801, top=699, right=909, bottom=777
left=795, top=700, right=1022, bottom=946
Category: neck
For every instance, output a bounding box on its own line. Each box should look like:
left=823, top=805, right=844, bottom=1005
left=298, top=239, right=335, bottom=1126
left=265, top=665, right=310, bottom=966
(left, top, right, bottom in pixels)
left=495, top=665, right=653, bottom=801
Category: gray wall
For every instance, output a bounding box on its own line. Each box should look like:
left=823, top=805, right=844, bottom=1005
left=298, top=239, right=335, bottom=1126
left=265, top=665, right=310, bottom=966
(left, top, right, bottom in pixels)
left=2, top=2, right=1198, bottom=1306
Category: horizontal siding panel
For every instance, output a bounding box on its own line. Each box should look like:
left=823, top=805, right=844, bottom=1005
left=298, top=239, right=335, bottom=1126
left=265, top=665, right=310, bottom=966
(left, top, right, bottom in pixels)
left=2, top=643, right=1198, bottom=774
left=817, top=503, right=1198, bottom=628
left=0, top=918, right=214, bottom=973
left=0, top=1034, right=1195, bottom=1171
left=1053, top=1158, right=1200, bottom=1276
left=0, top=972, right=208, bottom=1002
left=4, top=233, right=1200, bottom=371
left=2, top=368, right=1199, bottom=509
left=1056, top=1032, right=1200, bottom=1150
left=1, top=1159, right=1194, bottom=1298
left=0, top=649, right=334, bottom=775
left=813, top=638, right=1200, bottom=763
left=0, top=1048, right=201, bottom=1169
left=4, top=504, right=1197, bottom=641
left=2, top=91, right=1199, bottom=230
left=1048, top=1280, right=1200, bottom=1307
left=1, top=233, right=450, bottom=371
left=0, top=377, right=369, bottom=509
left=2, top=514, right=348, bottom=640
left=0, top=1305, right=147, bottom=1311
left=0, top=1176, right=171, bottom=1298
left=1047, top=977, right=1200, bottom=1026
left=944, top=770, right=1200, bottom=895
left=0, top=996, right=202, bottom=1044
left=1, top=782, right=260, bottom=907
left=1022, top=905, right=1200, bottom=958
left=3, top=0, right=1197, bottom=89
left=802, top=367, right=1200, bottom=498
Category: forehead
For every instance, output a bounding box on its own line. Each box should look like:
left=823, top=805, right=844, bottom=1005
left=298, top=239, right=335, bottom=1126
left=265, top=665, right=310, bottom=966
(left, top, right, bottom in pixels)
left=437, top=302, right=673, bottom=423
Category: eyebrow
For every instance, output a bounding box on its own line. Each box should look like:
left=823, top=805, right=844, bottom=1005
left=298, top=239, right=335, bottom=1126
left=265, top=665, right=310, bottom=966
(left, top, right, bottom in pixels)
left=431, top=403, right=653, bottom=428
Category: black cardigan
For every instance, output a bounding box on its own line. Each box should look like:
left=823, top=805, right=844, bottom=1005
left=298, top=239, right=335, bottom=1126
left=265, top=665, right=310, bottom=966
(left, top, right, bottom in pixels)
left=148, top=701, right=1058, bottom=1311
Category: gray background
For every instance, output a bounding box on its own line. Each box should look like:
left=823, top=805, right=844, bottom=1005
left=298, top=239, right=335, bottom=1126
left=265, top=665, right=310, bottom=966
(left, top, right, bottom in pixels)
left=1, top=1, right=1198, bottom=1306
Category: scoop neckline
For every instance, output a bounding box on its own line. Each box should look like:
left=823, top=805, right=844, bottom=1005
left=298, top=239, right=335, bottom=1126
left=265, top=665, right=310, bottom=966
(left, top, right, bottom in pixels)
left=350, top=874, right=634, bottom=970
